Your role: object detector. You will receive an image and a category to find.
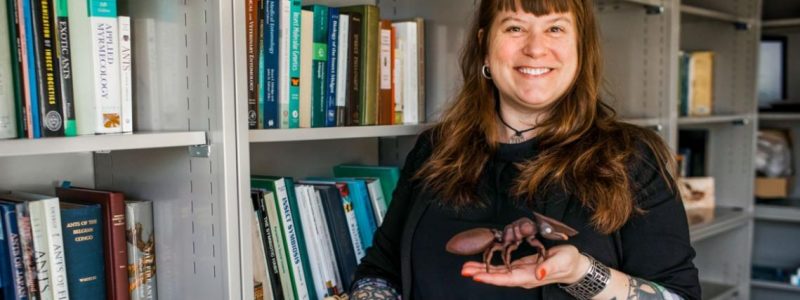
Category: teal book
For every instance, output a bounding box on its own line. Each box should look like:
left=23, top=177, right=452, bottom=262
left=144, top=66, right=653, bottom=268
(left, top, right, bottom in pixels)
left=302, top=5, right=328, bottom=128
left=288, top=0, right=301, bottom=128
left=60, top=202, right=106, bottom=300
left=333, top=165, right=400, bottom=206
left=252, top=176, right=315, bottom=300
left=335, top=179, right=375, bottom=249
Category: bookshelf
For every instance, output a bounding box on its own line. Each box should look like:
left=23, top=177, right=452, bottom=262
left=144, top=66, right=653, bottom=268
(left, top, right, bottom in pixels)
left=0, top=132, right=207, bottom=157
left=702, top=281, right=740, bottom=300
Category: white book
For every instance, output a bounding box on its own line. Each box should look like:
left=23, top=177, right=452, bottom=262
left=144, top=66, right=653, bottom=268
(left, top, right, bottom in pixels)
left=278, top=0, right=290, bottom=128
left=261, top=190, right=295, bottom=300
left=309, top=188, right=341, bottom=293
left=393, top=33, right=404, bottom=124
left=336, top=14, right=349, bottom=125
left=364, top=178, right=387, bottom=226
left=251, top=210, right=273, bottom=299
left=294, top=185, right=325, bottom=298
left=341, top=194, right=365, bottom=261
left=0, top=0, right=16, bottom=139
left=298, top=10, right=312, bottom=128
left=119, top=15, right=133, bottom=133
left=11, top=192, right=69, bottom=300
left=273, top=179, right=310, bottom=300
left=70, top=0, right=122, bottom=134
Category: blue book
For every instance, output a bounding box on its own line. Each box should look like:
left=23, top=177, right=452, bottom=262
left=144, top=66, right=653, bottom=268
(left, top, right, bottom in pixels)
left=60, top=202, right=106, bottom=300
left=324, top=8, right=339, bottom=127
left=309, top=177, right=376, bottom=249
left=22, top=0, right=41, bottom=138
left=263, top=0, right=279, bottom=128
left=0, top=202, right=28, bottom=299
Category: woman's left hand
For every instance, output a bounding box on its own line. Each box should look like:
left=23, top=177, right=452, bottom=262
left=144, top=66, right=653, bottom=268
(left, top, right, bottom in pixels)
left=460, top=244, right=591, bottom=289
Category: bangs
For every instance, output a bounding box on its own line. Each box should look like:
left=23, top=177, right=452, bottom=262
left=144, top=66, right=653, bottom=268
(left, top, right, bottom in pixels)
left=494, top=0, right=573, bottom=16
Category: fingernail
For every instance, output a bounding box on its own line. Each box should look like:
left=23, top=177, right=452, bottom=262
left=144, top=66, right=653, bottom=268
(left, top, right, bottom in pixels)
left=473, top=277, right=482, bottom=282
left=538, top=268, right=547, bottom=280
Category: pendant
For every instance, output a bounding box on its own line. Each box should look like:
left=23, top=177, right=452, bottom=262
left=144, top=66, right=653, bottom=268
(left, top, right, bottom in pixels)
left=509, top=133, right=526, bottom=144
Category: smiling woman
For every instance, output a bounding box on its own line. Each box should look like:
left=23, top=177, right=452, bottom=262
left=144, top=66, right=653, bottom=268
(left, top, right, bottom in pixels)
left=348, top=1, right=701, bottom=299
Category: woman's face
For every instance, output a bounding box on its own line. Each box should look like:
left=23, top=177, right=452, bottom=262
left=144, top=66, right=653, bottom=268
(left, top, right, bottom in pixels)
left=485, top=10, right=579, bottom=114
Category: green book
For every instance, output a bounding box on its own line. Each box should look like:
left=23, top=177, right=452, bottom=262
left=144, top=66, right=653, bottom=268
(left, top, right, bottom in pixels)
left=333, top=164, right=400, bottom=206
left=251, top=176, right=316, bottom=300
left=303, top=5, right=328, bottom=128
left=339, top=5, right=379, bottom=126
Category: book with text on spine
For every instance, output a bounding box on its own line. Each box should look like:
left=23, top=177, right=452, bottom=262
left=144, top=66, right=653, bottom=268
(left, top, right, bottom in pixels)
left=60, top=202, right=106, bottom=300
left=125, top=200, right=157, bottom=300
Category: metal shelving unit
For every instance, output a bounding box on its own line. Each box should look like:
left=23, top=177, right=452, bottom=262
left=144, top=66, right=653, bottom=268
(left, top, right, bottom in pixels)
left=690, top=207, right=751, bottom=243
left=752, top=279, right=800, bottom=293
left=759, top=113, right=800, bottom=121
left=249, top=124, right=431, bottom=143
left=680, top=4, right=753, bottom=28
left=678, top=114, right=752, bottom=126
left=755, top=204, right=800, bottom=223
left=701, top=281, right=739, bottom=300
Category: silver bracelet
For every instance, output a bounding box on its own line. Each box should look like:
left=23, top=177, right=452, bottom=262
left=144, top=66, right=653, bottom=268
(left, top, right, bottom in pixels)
left=559, top=253, right=611, bottom=300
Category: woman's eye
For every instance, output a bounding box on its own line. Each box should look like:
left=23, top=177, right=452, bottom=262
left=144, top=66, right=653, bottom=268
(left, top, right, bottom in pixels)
left=548, top=26, right=564, bottom=33
left=506, top=26, right=522, bottom=33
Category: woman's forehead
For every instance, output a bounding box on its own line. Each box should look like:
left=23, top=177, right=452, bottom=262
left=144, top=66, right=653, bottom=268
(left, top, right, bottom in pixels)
left=492, top=0, right=573, bottom=16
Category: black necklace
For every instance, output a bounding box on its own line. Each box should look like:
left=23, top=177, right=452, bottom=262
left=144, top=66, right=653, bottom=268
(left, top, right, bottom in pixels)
left=497, top=108, right=536, bottom=144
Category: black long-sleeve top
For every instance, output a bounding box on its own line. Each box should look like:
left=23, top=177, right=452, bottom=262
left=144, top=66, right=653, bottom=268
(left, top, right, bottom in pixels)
left=353, top=129, right=701, bottom=299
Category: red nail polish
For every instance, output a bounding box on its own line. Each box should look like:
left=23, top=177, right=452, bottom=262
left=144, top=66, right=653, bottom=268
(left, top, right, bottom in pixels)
left=538, top=268, right=547, bottom=280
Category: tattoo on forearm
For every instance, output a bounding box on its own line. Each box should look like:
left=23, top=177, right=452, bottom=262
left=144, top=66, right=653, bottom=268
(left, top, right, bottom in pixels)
left=351, top=284, right=400, bottom=300
left=626, top=276, right=685, bottom=300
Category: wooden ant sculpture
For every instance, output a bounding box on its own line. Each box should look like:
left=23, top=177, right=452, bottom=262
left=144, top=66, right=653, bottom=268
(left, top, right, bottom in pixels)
left=445, top=212, right=579, bottom=272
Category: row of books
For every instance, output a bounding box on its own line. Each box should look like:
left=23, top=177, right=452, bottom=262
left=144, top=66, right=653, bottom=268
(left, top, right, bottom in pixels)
left=0, top=0, right=134, bottom=139
left=678, top=51, right=714, bottom=117
left=250, top=164, right=399, bottom=300
left=0, top=186, right=157, bottom=300
left=246, top=2, right=425, bottom=129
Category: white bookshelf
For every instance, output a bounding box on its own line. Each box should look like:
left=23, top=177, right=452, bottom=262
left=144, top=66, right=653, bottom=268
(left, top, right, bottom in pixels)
left=678, top=114, right=752, bottom=126
left=249, top=124, right=431, bottom=143
left=689, top=207, right=751, bottom=243
left=0, top=132, right=207, bottom=157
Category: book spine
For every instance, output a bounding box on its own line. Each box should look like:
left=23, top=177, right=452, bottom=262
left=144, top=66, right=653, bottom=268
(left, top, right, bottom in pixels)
left=392, top=23, right=403, bottom=125
left=262, top=0, right=278, bottom=128
left=61, top=205, right=105, bottom=300
left=8, top=0, right=28, bottom=138
left=335, top=15, right=348, bottom=127
left=274, top=179, right=310, bottom=300
left=1, top=204, right=29, bottom=299
left=345, top=12, right=360, bottom=126
left=257, top=10, right=265, bottom=130
left=246, top=0, right=258, bottom=129
left=29, top=200, right=54, bottom=300
left=341, top=193, right=364, bottom=260
left=0, top=0, right=17, bottom=139
left=31, top=0, right=64, bottom=136
left=298, top=10, right=311, bottom=128
left=377, top=20, right=392, bottom=125
left=306, top=188, right=341, bottom=295
left=308, top=5, right=327, bottom=128
left=414, top=19, right=425, bottom=123
left=88, top=0, right=121, bottom=134
left=42, top=199, right=69, bottom=299
left=256, top=192, right=284, bottom=300
left=118, top=15, right=131, bottom=133
left=261, top=188, right=294, bottom=300
left=293, top=186, right=325, bottom=298
left=287, top=0, right=300, bottom=128
left=22, top=0, right=41, bottom=138
left=15, top=203, right=39, bottom=298
left=54, top=0, right=75, bottom=136
left=362, top=6, right=378, bottom=126
left=325, top=8, right=338, bottom=127
left=125, top=201, right=157, bottom=300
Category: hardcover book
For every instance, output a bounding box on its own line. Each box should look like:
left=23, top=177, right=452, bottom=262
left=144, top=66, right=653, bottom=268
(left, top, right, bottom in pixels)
left=0, top=202, right=28, bottom=299
left=31, top=0, right=65, bottom=137
left=298, top=9, right=312, bottom=128
left=55, top=0, right=75, bottom=136
left=60, top=202, right=106, bottom=300
left=335, top=14, right=349, bottom=127
left=339, top=5, right=379, bottom=126
left=125, top=200, right=157, bottom=300
left=0, top=0, right=17, bottom=139
left=21, top=0, right=43, bottom=138
left=253, top=187, right=294, bottom=300
left=56, top=186, right=128, bottom=300
left=118, top=15, right=132, bottom=133
left=333, top=164, right=400, bottom=206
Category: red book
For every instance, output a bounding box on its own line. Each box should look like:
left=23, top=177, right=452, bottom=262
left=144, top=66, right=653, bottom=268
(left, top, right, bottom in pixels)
left=56, top=187, right=129, bottom=300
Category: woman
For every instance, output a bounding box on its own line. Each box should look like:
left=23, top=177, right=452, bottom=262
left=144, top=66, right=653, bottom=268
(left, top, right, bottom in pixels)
left=350, top=0, right=700, bottom=299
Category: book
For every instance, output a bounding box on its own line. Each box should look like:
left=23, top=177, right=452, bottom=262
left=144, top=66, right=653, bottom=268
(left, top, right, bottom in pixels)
left=339, top=5, right=379, bottom=126
left=678, top=51, right=689, bottom=117
left=294, top=185, right=340, bottom=297
left=393, top=19, right=425, bottom=124
left=298, top=9, right=312, bottom=128
left=250, top=193, right=272, bottom=300
left=56, top=186, right=128, bottom=300
left=118, top=15, right=132, bottom=133
left=6, top=0, right=25, bottom=138
left=246, top=0, right=259, bottom=129
left=336, top=178, right=376, bottom=249
left=333, top=164, right=400, bottom=206
left=125, top=200, right=156, bottom=300
left=0, top=0, right=17, bottom=139
left=251, top=190, right=281, bottom=300
left=688, top=51, right=713, bottom=117
left=251, top=176, right=311, bottom=300
left=0, top=192, right=70, bottom=300
left=335, top=14, right=349, bottom=127
left=12, top=200, right=40, bottom=298
left=21, top=0, right=42, bottom=138
left=0, top=202, right=28, bottom=299
left=60, top=202, right=106, bottom=300
left=89, top=0, right=122, bottom=134
left=377, top=20, right=393, bottom=125
left=325, top=7, right=339, bottom=127
left=262, top=0, right=279, bottom=129
left=344, top=11, right=361, bottom=126
left=299, top=179, right=364, bottom=262
left=303, top=5, right=328, bottom=128
left=283, top=0, right=301, bottom=128
left=254, top=188, right=294, bottom=300
left=31, top=0, right=65, bottom=137
left=363, top=178, right=386, bottom=225
left=54, top=0, right=75, bottom=136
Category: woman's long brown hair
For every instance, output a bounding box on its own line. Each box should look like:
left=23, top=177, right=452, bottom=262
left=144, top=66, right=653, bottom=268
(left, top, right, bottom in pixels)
left=416, top=0, right=676, bottom=234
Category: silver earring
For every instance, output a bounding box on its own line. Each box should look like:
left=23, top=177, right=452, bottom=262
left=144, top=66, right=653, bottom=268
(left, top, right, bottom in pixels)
left=481, top=65, right=492, bottom=79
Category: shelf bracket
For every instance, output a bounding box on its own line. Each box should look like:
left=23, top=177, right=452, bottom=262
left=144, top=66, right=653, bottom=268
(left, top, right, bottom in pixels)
left=644, top=5, right=664, bottom=15
left=732, top=118, right=749, bottom=126
left=734, top=22, right=751, bottom=31
left=189, top=145, right=211, bottom=158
